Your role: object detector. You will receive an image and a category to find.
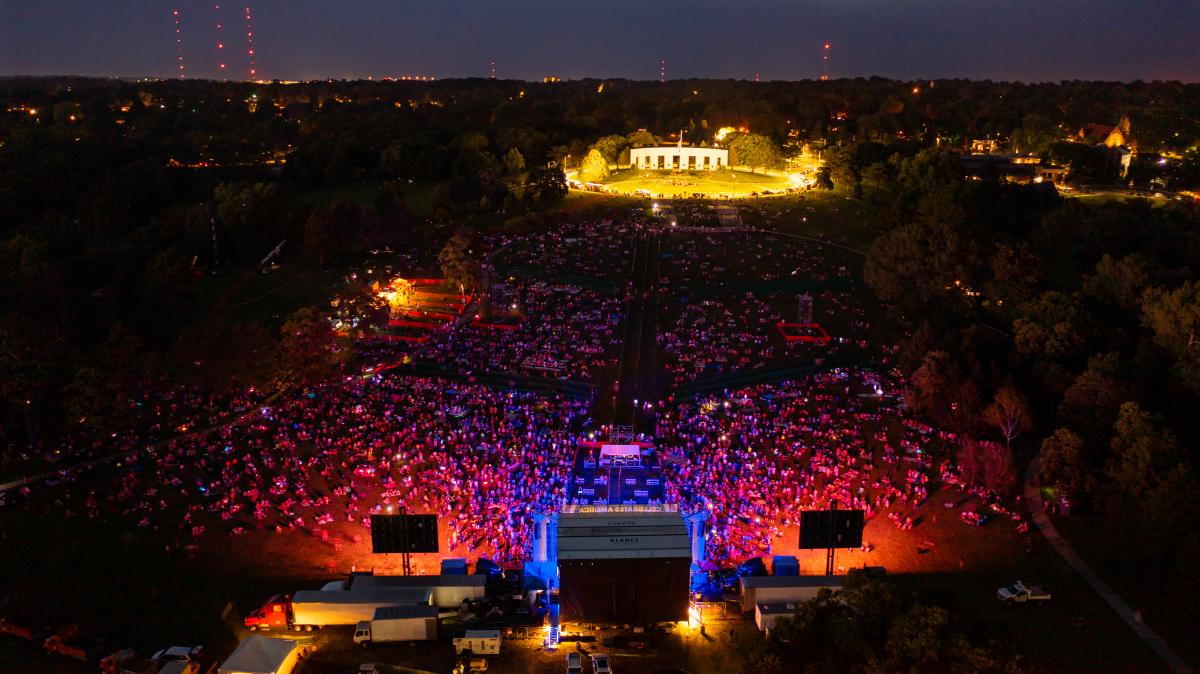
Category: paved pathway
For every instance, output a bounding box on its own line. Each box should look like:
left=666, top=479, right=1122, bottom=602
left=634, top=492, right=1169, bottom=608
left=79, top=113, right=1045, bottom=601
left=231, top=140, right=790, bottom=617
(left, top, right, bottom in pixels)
left=1024, top=457, right=1195, bottom=674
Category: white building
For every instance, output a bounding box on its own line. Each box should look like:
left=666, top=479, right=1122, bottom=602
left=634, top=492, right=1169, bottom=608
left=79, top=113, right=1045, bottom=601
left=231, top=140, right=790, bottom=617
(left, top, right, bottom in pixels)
left=630, top=145, right=728, bottom=170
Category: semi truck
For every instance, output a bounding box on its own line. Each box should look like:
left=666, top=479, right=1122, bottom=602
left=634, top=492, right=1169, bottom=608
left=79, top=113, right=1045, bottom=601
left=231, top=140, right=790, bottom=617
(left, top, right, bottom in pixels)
left=352, top=605, right=439, bottom=646
left=325, top=572, right=487, bottom=609
left=244, top=588, right=433, bottom=632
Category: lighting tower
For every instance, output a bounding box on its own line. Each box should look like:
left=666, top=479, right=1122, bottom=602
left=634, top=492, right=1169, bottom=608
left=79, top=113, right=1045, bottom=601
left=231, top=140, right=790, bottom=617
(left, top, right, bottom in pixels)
left=660, top=59, right=666, bottom=83
left=214, top=3, right=227, bottom=77
left=490, top=60, right=496, bottom=79
left=820, top=42, right=830, bottom=81
left=172, top=8, right=186, bottom=79
left=244, top=6, right=256, bottom=81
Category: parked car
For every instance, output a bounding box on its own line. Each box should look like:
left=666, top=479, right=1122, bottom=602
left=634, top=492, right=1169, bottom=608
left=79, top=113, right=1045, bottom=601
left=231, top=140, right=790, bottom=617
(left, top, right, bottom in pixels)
left=565, top=652, right=584, bottom=674
left=451, top=658, right=489, bottom=674
left=152, top=645, right=205, bottom=663
left=997, top=581, right=1052, bottom=603
left=591, top=653, right=613, bottom=673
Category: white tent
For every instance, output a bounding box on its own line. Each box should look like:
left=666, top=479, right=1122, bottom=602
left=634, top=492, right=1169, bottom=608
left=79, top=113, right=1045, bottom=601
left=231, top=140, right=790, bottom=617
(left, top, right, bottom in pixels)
left=218, top=636, right=300, bottom=674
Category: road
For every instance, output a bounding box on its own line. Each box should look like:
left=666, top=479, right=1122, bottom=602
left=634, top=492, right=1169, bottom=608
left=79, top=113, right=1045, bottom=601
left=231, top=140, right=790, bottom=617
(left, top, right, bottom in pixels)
left=1025, top=456, right=1195, bottom=674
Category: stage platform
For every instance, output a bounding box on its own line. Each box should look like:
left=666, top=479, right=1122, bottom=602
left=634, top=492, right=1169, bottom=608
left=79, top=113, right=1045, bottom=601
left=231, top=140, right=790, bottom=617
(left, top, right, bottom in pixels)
left=568, top=443, right=666, bottom=506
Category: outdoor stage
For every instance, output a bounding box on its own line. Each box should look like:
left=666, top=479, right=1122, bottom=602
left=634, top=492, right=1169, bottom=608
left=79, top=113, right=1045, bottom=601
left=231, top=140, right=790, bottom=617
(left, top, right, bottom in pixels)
left=568, top=442, right=665, bottom=506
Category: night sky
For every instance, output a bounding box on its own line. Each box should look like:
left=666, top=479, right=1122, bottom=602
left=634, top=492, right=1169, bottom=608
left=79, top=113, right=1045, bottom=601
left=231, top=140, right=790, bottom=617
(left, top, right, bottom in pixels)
left=2, top=0, right=1198, bottom=82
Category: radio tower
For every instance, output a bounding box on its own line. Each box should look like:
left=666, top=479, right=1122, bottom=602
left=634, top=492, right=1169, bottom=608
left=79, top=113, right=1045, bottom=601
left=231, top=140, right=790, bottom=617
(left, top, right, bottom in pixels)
left=490, top=60, right=496, bottom=79
left=659, top=59, right=666, bottom=83
left=244, top=6, right=256, bottom=81
left=172, top=8, right=186, bottom=79
left=214, top=3, right=227, bottom=78
left=819, top=42, right=831, bottom=81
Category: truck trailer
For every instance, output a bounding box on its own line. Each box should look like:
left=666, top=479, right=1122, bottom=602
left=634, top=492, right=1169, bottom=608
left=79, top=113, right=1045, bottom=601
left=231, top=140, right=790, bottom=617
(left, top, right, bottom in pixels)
left=352, top=605, right=439, bottom=646
left=739, top=575, right=843, bottom=612
left=326, top=573, right=487, bottom=609
left=244, top=588, right=433, bottom=632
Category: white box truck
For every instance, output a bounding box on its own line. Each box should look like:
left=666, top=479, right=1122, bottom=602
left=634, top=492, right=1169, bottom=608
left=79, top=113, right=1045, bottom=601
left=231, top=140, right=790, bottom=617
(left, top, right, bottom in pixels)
left=453, top=629, right=501, bottom=655
left=353, top=605, right=438, bottom=646
left=331, top=573, right=487, bottom=609
left=739, top=576, right=843, bottom=612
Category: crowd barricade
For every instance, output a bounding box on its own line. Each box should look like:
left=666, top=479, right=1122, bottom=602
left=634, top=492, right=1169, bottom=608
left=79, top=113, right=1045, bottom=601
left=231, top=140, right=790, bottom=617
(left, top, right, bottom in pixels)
left=777, top=322, right=832, bottom=345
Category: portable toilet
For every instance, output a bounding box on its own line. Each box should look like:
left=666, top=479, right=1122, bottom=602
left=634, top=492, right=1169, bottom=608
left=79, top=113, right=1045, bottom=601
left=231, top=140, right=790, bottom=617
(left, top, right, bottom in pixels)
left=772, top=555, right=799, bottom=576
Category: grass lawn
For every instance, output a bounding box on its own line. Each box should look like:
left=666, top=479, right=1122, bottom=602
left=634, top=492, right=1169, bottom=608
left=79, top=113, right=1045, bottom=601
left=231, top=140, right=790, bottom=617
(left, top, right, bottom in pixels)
left=561, top=190, right=642, bottom=212
left=736, top=190, right=885, bottom=252
left=285, top=181, right=379, bottom=208
left=597, top=168, right=793, bottom=198
left=286, top=180, right=439, bottom=217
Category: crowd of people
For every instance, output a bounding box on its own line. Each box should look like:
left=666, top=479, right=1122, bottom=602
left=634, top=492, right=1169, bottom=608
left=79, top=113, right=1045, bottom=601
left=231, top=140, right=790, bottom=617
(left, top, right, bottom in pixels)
left=662, top=231, right=852, bottom=287
left=656, top=369, right=957, bottom=565
left=0, top=376, right=267, bottom=479
left=6, top=375, right=590, bottom=565
left=1, top=217, right=1015, bottom=575
left=419, top=281, right=624, bottom=382
left=4, top=362, right=1002, bottom=570
left=658, top=295, right=781, bottom=386
left=494, top=219, right=644, bottom=280
left=648, top=228, right=873, bottom=387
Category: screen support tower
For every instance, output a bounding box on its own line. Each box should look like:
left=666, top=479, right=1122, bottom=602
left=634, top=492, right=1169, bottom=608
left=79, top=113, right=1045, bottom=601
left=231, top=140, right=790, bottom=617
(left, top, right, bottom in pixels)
left=398, top=505, right=412, bottom=576
left=797, top=292, right=813, bottom=324
left=825, top=501, right=838, bottom=576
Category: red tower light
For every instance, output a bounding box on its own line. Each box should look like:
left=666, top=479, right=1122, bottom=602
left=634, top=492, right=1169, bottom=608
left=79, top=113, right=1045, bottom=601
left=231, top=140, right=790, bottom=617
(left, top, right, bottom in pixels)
left=172, top=7, right=186, bottom=79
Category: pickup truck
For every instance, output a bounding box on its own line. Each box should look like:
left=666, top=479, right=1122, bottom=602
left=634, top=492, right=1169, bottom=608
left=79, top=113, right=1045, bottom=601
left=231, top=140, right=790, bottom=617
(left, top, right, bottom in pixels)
left=996, top=581, right=1052, bottom=603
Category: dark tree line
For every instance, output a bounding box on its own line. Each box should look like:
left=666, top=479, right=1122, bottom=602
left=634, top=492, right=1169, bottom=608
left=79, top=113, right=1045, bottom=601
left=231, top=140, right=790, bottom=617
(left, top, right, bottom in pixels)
left=746, top=570, right=1020, bottom=674
left=841, top=141, right=1200, bottom=585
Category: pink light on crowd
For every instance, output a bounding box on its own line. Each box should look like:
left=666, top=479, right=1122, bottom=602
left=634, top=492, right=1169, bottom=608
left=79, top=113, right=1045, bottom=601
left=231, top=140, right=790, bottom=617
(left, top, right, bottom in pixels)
left=244, top=6, right=256, bottom=80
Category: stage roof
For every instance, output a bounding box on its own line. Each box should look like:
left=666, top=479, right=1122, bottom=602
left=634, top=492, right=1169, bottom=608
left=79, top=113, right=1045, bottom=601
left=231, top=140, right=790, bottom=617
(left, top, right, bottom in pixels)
left=557, top=510, right=690, bottom=561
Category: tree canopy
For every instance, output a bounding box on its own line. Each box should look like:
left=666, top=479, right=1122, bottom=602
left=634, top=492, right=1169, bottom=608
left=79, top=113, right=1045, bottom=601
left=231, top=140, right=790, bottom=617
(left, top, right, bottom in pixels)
left=750, top=570, right=1018, bottom=674
left=577, top=148, right=610, bottom=182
